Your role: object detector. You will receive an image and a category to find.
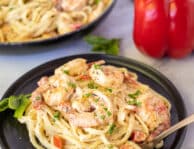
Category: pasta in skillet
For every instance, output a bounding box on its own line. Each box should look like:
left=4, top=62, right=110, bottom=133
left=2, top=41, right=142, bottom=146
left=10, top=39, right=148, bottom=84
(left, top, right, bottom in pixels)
left=19, top=58, right=171, bottom=149
left=0, top=0, right=112, bottom=43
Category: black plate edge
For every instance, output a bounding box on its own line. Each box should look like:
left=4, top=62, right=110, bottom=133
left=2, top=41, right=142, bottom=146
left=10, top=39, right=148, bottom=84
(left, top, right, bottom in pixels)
left=0, top=53, right=187, bottom=149
left=0, top=0, right=116, bottom=47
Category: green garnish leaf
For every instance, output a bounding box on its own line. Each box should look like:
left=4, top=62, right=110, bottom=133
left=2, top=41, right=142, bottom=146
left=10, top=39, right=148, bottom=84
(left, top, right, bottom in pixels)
left=0, top=94, right=31, bottom=119
left=63, top=70, right=69, bottom=75
left=83, top=93, right=92, bottom=98
left=103, top=107, right=112, bottom=116
left=128, top=90, right=141, bottom=99
left=93, top=64, right=101, bottom=69
left=8, top=96, right=21, bottom=110
left=108, top=123, right=116, bottom=134
left=35, top=95, right=41, bottom=100
left=100, top=115, right=105, bottom=120
left=127, top=90, right=142, bottom=106
left=108, top=145, right=114, bottom=149
left=68, top=82, right=76, bottom=89
left=53, top=111, right=60, bottom=120
left=84, top=35, right=120, bottom=55
left=94, top=0, right=101, bottom=4
left=14, top=95, right=30, bottom=119
left=88, top=82, right=98, bottom=89
left=103, top=107, right=108, bottom=111
left=94, top=98, right=99, bottom=103
left=106, top=88, right=112, bottom=93
left=107, top=111, right=112, bottom=117
left=9, top=7, right=14, bottom=11
left=0, top=98, right=9, bottom=112
left=127, top=99, right=142, bottom=106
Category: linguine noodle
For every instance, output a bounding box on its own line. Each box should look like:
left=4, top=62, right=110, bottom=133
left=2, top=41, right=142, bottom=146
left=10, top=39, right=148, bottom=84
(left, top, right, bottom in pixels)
left=19, top=58, right=171, bottom=149
left=0, top=0, right=112, bottom=43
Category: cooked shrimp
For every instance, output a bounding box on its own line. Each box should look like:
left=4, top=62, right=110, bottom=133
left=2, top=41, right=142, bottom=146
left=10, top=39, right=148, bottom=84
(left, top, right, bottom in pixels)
left=136, top=90, right=170, bottom=140
left=31, top=76, right=49, bottom=101
left=147, top=121, right=170, bottom=141
left=23, top=58, right=172, bottom=149
left=88, top=60, right=105, bottom=67
left=53, top=0, right=88, bottom=11
left=49, top=74, right=73, bottom=88
left=43, top=87, right=74, bottom=107
left=40, top=75, right=77, bottom=107
left=55, top=58, right=88, bottom=76
left=60, top=91, right=113, bottom=128
left=30, top=76, right=50, bottom=109
left=89, top=65, right=124, bottom=88
left=131, top=130, right=147, bottom=143
left=66, top=112, right=99, bottom=128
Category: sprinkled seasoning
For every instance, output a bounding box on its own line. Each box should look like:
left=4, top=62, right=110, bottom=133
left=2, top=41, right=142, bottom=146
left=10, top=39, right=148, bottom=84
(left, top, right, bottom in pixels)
left=108, top=123, right=116, bottom=134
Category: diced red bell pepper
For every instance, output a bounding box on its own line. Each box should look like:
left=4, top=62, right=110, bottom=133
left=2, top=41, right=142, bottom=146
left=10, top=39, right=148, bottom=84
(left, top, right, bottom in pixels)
left=133, top=0, right=194, bottom=58
left=53, top=135, right=64, bottom=149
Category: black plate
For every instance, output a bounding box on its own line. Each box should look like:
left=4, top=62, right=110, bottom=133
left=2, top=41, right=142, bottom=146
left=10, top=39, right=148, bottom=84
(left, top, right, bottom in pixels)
left=0, top=54, right=186, bottom=149
left=0, top=0, right=116, bottom=47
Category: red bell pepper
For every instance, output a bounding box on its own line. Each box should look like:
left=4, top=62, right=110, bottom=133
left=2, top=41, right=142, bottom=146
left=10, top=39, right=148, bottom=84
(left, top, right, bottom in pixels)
left=133, top=0, right=194, bottom=58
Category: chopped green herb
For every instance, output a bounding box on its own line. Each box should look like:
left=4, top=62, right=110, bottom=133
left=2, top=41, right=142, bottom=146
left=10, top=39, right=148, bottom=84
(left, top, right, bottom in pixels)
left=84, top=35, right=120, bottom=55
left=100, top=103, right=105, bottom=107
left=35, top=96, right=41, bottom=100
left=83, top=93, right=92, bottom=98
left=68, top=82, right=76, bottom=89
left=128, top=90, right=141, bottom=99
left=108, top=145, right=113, bottom=149
left=100, top=115, right=105, bottom=120
left=127, top=99, right=142, bottom=106
left=63, top=70, right=69, bottom=75
left=93, top=64, right=101, bottom=69
left=94, top=98, right=99, bottom=103
left=107, top=111, right=112, bottom=117
left=53, top=111, right=60, bottom=120
left=106, top=88, right=113, bottom=93
left=94, top=0, right=101, bottom=4
left=108, top=123, right=116, bottom=134
left=9, top=7, right=14, bottom=11
left=88, top=82, right=98, bottom=89
left=103, top=107, right=108, bottom=111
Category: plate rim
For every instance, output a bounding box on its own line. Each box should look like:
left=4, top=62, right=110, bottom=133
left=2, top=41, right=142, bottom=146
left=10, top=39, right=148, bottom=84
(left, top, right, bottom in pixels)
left=0, top=53, right=187, bottom=149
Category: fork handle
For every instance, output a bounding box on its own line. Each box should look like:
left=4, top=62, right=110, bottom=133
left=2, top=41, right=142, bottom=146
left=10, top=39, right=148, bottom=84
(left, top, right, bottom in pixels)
left=153, top=114, right=194, bottom=143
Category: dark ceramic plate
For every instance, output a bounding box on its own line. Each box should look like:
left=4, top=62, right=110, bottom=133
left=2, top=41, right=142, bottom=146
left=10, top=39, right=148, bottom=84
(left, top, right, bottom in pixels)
left=0, top=54, right=186, bottom=149
left=0, top=1, right=116, bottom=47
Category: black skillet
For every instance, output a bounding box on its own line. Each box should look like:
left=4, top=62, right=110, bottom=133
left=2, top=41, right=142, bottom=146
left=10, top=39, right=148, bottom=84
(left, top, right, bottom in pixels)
left=0, top=54, right=186, bottom=149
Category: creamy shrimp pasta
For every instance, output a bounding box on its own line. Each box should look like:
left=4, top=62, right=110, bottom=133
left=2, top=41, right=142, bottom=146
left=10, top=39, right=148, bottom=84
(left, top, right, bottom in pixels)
left=19, top=58, right=171, bottom=149
left=0, top=0, right=112, bottom=43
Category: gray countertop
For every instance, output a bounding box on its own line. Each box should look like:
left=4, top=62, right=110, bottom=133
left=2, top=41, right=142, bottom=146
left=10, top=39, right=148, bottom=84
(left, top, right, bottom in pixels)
left=0, top=0, right=194, bottom=148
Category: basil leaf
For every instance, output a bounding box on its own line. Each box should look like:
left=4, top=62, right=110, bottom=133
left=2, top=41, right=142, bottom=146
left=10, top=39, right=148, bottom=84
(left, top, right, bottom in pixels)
left=8, top=95, right=21, bottom=110
left=14, top=95, right=30, bottom=119
left=0, top=98, right=9, bottom=112
left=0, top=94, right=31, bottom=119
left=84, top=35, right=120, bottom=55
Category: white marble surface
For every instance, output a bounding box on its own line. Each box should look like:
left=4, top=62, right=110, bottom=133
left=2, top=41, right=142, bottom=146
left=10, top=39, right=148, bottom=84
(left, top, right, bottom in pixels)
left=0, top=0, right=194, bottom=148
